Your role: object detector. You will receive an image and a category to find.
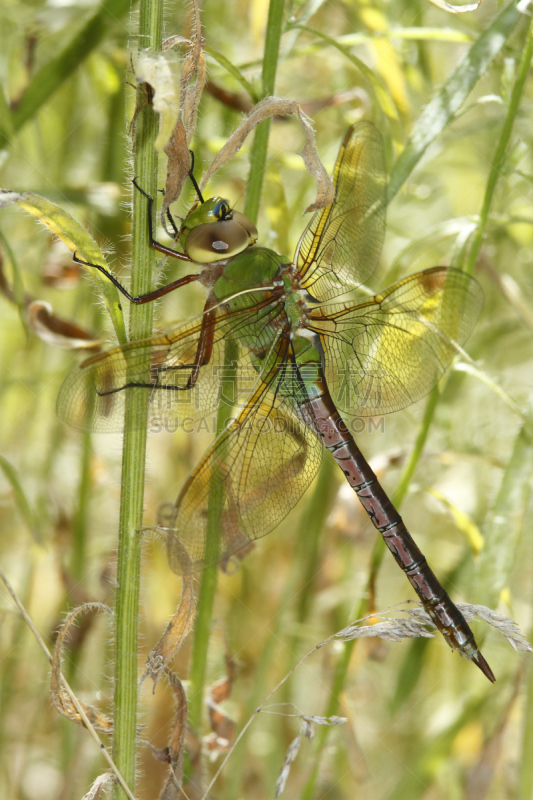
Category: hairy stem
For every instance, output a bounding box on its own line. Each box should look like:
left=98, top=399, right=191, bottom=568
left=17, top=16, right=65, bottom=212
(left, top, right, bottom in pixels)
left=112, top=1, right=163, bottom=796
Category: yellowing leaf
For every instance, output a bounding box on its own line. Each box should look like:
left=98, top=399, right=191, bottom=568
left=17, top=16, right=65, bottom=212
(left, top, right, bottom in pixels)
left=0, top=190, right=126, bottom=343
left=428, top=488, right=484, bottom=554
left=373, top=43, right=410, bottom=116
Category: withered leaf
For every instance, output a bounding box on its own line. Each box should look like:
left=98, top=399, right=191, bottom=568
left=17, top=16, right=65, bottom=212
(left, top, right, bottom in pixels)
left=145, top=570, right=196, bottom=687
left=155, top=670, right=188, bottom=800
left=81, top=772, right=114, bottom=800
left=204, top=640, right=237, bottom=748
left=199, top=97, right=334, bottom=213
left=28, top=301, right=102, bottom=351
left=51, top=602, right=112, bottom=731
left=161, top=2, right=205, bottom=215
left=163, top=120, right=191, bottom=210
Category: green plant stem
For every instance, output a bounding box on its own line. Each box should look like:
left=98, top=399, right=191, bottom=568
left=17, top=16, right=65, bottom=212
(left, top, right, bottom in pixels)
left=0, top=455, right=40, bottom=542
left=392, top=387, right=441, bottom=509
left=296, top=455, right=337, bottom=623
left=244, top=0, right=285, bottom=225
left=0, top=231, right=26, bottom=333
left=466, top=15, right=533, bottom=276
left=187, top=0, right=285, bottom=749
left=475, top=407, right=533, bottom=608
left=188, top=340, right=238, bottom=733
left=112, top=1, right=162, bottom=796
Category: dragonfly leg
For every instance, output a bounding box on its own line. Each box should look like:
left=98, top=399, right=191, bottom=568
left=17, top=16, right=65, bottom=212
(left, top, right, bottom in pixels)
left=304, top=373, right=495, bottom=682
left=154, top=150, right=202, bottom=239
left=157, top=188, right=180, bottom=238
left=73, top=253, right=201, bottom=305
left=186, top=305, right=216, bottom=387
left=132, top=178, right=195, bottom=262
left=152, top=294, right=217, bottom=391
left=94, top=294, right=217, bottom=398
left=107, top=291, right=280, bottom=397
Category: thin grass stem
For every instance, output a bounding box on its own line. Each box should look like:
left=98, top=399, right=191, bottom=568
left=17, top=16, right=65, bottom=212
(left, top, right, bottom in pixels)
left=187, top=0, right=286, bottom=755
left=244, top=0, right=285, bottom=225
left=466, top=16, right=533, bottom=275
left=188, top=339, right=238, bottom=733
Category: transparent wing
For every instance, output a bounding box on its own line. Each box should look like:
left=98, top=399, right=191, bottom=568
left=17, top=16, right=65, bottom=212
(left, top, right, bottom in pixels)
left=295, top=120, right=386, bottom=302
left=307, top=268, right=483, bottom=418
left=161, top=340, right=323, bottom=573
left=57, top=295, right=285, bottom=433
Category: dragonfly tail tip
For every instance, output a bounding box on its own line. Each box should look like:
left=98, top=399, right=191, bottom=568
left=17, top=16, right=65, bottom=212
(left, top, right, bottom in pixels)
left=473, top=651, right=496, bottom=683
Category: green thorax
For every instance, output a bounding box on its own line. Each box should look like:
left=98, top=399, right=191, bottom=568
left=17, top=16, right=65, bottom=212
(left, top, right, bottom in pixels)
left=212, top=247, right=286, bottom=354
left=213, top=246, right=322, bottom=399
left=214, top=247, right=305, bottom=332
left=214, top=246, right=289, bottom=305
left=279, top=270, right=305, bottom=331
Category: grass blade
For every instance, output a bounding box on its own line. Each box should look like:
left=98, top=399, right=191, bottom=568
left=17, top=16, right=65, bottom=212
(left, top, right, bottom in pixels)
left=388, top=1, right=521, bottom=202
left=0, top=191, right=126, bottom=343
left=3, top=0, right=132, bottom=145
left=0, top=455, right=41, bottom=543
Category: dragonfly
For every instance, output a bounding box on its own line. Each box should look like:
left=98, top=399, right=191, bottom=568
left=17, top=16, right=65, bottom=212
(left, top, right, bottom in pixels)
left=57, top=121, right=494, bottom=682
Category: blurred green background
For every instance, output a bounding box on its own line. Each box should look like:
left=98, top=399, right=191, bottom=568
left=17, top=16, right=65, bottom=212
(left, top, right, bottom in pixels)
left=1, top=1, right=533, bottom=798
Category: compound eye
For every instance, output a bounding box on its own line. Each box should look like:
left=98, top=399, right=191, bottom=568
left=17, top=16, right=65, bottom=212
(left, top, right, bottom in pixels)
left=231, top=211, right=258, bottom=242
left=186, top=219, right=251, bottom=263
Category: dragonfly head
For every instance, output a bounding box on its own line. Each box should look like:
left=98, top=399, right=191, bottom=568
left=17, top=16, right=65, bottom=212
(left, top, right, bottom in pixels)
left=180, top=197, right=258, bottom=263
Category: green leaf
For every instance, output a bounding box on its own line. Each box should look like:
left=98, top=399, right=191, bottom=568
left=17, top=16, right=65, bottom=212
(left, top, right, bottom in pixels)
left=205, top=45, right=259, bottom=102
left=0, top=229, right=28, bottom=334
left=388, top=1, right=521, bottom=201
left=2, top=0, right=132, bottom=146
left=0, top=191, right=126, bottom=344
left=454, top=361, right=524, bottom=419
